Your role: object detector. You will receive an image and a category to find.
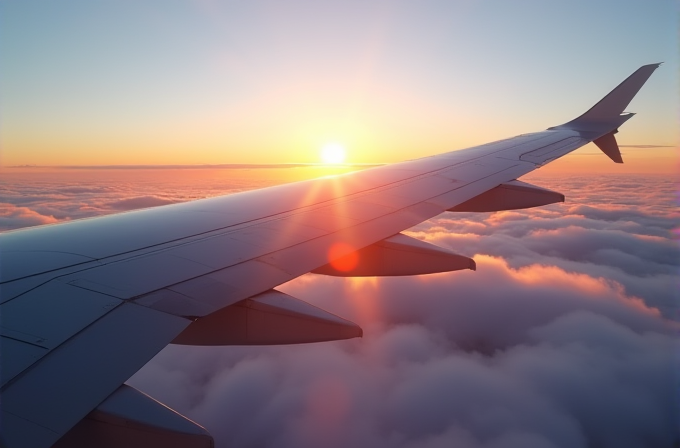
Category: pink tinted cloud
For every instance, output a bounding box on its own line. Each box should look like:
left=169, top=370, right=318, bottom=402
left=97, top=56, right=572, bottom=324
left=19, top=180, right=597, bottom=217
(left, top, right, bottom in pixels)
left=131, top=257, right=675, bottom=448
left=281, top=256, right=668, bottom=351
left=0, top=203, right=59, bottom=230
left=106, top=195, right=181, bottom=210
left=1, top=169, right=677, bottom=447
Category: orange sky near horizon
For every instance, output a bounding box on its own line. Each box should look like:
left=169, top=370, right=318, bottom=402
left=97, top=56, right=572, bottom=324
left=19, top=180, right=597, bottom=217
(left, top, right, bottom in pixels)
left=528, top=145, right=678, bottom=175
left=2, top=2, right=676, bottom=172
left=2, top=142, right=676, bottom=176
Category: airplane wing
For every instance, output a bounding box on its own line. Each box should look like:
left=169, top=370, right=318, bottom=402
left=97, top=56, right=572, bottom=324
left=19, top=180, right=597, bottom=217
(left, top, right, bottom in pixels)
left=0, top=64, right=659, bottom=448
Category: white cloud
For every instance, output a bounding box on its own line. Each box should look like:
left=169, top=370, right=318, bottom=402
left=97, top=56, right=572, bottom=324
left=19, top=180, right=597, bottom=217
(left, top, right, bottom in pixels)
left=2, top=170, right=677, bottom=447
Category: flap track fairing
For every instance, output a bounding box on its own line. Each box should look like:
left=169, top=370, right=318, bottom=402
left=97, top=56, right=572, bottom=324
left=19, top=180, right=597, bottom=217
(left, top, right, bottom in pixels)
left=312, top=233, right=475, bottom=277
left=447, top=180, right=564, bottom=213
left=53, top=384, right=213, bottom=448
left=171, top=290, right=361, bottom=346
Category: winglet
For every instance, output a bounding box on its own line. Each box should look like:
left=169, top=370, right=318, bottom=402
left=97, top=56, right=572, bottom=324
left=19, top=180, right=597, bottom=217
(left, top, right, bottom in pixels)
left=555, top=63, right=661, bottom=133
left=551, top=63, right=661, bottom=163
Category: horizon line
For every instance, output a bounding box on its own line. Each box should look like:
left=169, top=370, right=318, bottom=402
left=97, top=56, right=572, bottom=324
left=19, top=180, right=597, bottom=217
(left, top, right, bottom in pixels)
left=2, top=163, right=384, bottom=170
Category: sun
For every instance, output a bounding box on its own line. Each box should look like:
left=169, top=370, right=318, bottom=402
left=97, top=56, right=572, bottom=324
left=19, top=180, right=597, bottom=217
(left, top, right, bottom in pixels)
left=320, top=142, right=347, bottom=164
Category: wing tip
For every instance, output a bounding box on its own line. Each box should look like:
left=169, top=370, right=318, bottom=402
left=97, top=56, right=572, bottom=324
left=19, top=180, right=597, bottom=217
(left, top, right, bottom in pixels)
left=556, top=63, right=661, bottom=132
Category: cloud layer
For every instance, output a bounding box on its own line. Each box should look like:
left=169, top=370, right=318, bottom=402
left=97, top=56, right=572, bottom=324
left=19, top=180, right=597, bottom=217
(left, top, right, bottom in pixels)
left=1, top=169, right=677, bottom=447
left=132, top=256, right=677, bottom=448
left=0, top=168, right=284, bottom=231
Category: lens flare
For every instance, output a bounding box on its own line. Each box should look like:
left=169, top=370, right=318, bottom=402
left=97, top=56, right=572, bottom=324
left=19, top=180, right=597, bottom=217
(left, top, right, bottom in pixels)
left=328, top=242, right=359, bottom=272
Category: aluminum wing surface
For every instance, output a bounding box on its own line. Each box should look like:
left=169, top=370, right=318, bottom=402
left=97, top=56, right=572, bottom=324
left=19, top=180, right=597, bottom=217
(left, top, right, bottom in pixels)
left=0, top=64, right=659, bottom=448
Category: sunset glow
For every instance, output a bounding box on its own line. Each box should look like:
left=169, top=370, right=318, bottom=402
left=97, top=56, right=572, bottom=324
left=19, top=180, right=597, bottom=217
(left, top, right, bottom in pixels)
left=1, top=2, right=677, bottom=447
left=320, top=143, right=347, bottom=165
left=1, top=2, right=675, bottom=168
left=2, top=163, right=677, bottom=448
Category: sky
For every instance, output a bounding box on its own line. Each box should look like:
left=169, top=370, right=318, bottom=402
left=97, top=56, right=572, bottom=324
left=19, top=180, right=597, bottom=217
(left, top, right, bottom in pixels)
left=1, top=0, right=678, bottom=169
left=1, top=1, right=678, bottom=447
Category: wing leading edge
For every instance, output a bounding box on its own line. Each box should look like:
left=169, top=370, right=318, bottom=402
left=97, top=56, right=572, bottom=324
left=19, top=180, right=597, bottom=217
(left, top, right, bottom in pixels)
left=0, top=64, right=659, bottom=448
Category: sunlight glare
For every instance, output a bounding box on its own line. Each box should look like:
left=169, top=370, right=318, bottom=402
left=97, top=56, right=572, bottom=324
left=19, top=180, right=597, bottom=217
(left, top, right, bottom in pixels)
left=320, top=143, right=347, bottom=164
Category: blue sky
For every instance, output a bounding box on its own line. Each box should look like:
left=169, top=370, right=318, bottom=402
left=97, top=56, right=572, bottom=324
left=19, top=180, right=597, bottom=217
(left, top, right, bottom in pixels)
left=1, top=0, right=677, bottom=165
left=0, top=4, right=678, bottom=445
